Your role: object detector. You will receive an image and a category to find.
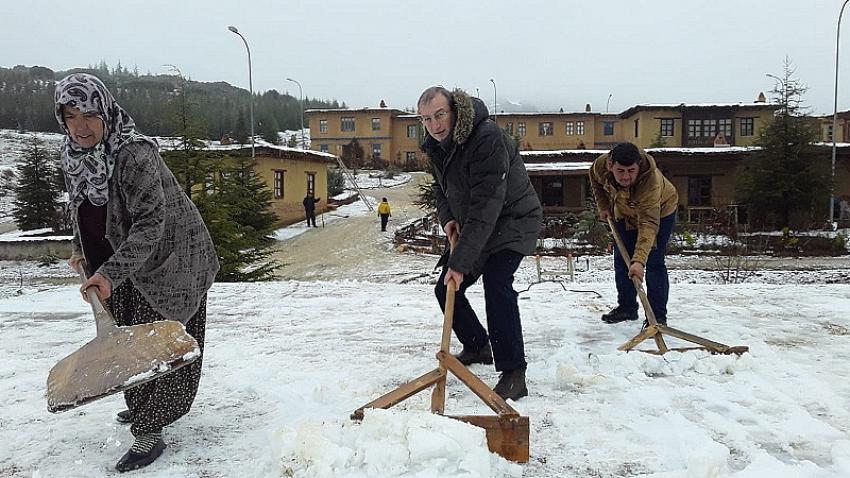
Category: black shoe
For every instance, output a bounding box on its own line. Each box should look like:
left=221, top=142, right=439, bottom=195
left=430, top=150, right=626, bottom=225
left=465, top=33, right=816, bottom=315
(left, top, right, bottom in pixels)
left=116, top=435, right=166, bottom=473
left=601, top=306, right=638, bottom=324
left=454, top=341, right=494, bottom=366
left=116, top=409, right=133, bottom=424
left=493, top=368, right=528, bottom=401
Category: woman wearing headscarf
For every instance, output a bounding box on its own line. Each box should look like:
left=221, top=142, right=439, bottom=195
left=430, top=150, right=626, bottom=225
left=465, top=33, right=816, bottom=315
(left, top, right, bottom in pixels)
left=54, top=73, right=219, bottom=472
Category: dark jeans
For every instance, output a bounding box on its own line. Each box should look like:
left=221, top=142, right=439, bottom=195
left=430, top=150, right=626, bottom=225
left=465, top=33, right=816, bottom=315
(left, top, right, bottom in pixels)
left=613, top=212, right=676, bottom=321
left=380, top=214, right=389, bottom=231
left=305, top=210, right=317, bottom=227
left=434, top=250, right=526, bottom=371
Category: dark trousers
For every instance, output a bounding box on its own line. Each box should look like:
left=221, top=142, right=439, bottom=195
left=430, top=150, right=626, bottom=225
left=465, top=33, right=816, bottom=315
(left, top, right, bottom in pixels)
left=434, top=250, right=526, bottom=371
left=380, top=214, right=389, bottom=231
left=613, top=212, right=676, bottom=321
left=305, top=210, right=317, bottom=227
left=107, top=283, right=206, bottom=437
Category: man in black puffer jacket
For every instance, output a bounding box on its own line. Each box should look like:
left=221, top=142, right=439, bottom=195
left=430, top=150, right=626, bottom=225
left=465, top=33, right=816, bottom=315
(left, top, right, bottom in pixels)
left=418, top=86, right=542, bottom=401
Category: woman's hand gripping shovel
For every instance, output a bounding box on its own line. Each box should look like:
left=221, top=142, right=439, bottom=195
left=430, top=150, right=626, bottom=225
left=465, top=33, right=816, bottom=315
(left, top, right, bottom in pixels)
left=46, top=260, right=201, bottom=412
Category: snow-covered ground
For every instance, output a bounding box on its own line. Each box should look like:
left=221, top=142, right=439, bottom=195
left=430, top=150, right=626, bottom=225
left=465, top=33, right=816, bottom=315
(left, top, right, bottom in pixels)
left=1, top=258, right=850, bottom=477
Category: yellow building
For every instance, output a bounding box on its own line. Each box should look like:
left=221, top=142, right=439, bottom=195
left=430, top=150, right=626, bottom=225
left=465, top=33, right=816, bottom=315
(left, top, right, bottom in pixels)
left=194, top=144, right=336, bottom=226
left=495, top=111, right=599, bottom=150
left=617, top=101, right=776, bottom=149
left=819, top=111, right=850, bottom=143
left=306, top=103, right=426, bottom=170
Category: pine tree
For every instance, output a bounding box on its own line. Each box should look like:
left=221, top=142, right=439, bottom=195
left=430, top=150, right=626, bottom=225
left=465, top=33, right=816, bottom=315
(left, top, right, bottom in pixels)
left=209, top=155, right=281, bottom=281
left=735, top=58, right=830, bottom=230
left=12, top=137, right=63, bottom=231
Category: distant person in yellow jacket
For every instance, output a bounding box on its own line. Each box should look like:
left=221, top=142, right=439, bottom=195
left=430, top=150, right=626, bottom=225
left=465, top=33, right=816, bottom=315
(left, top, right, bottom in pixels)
left=377, top=197, right=392, bottom=231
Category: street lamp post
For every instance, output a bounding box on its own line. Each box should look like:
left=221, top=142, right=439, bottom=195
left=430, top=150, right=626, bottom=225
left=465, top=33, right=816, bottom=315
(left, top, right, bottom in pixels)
left=606, top=93, right=613, bottom=113
left=489, top=78, right=497, bottom=126
left=831, top=0, right=850, bottom=223
left=228, top=25, right=255, bottom=160
left=286, top=77, right=305, bottom=149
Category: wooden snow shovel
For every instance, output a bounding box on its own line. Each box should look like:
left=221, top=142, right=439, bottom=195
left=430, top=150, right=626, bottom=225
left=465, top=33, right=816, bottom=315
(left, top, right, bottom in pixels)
left=352, top=237, right=530, bottom=462
left=607, top=218, right=748, bottom=355
left=46, top=261, right=201, bottom=413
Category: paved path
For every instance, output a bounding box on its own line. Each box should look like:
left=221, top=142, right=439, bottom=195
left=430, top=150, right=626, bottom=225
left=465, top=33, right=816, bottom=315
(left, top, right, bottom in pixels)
left=270, top=173, right=439, bottom=282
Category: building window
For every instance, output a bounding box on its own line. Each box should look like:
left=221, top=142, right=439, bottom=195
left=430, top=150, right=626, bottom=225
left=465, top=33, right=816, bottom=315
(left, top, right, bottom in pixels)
left=341, top=117, right=355, bottom=132
left=603, top=121, right=615, bottom=136
left=827, top=124, right=835, bottom=142
left=740, top=118, right=754, bottom=137
left=371, top=143, right=382, bottom=158
left=565, top=121, right=574, bottom=135
left=660, top=118, right=674, bottom=137
left=518, top=122, right=526, bottom=137
left=319, top=144, right=329, bottom=153
left=719, top=119, right=732, bottom=139
left=273, top=170, right=284, bottom=198
left=406, top=151, right=417, bottom=162
left=307, top=173, right=316, bottom=195
left=702, top=119, right=717, bottom=138
left=633, top=119, right=639, bottom=137
left=407, top=124, right=417, bottom=138
left=688, top=175, right=712, bottom=207
left=541, top=177, right=564, bottom=207
left=372, top=118, right=381, bottom=131
left=688, top=119, right=701, bottom=138
left=577, top=121, right=585, bottom=136
left=319, top=119, right=328, bottom=133
left=505, top=122, right=514, bottom=135
left=539, top=122, right=553, bottom=136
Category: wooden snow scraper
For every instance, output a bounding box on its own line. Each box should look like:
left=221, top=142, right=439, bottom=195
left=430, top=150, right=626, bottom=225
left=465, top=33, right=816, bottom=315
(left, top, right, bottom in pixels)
left=353, top=240, right=529, bottom=463
left=607, top=218, right=749, bottom=356
left=46, top=262, right=200, bottom=413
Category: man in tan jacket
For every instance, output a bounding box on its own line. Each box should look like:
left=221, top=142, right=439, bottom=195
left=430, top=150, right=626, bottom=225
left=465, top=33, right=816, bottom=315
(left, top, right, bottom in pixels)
left=589, top=142, right=678, bottom=326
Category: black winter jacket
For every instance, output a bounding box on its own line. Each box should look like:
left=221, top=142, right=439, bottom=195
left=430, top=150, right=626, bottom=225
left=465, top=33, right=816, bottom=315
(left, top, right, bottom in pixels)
left=421, top=90, right=542, bottom=274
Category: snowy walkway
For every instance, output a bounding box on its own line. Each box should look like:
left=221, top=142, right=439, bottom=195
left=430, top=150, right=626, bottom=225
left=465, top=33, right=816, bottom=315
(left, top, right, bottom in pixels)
left=1, top=279, right=850, bottom=477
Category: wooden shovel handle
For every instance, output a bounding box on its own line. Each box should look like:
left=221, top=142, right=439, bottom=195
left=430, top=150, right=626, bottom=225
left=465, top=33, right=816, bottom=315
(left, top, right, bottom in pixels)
left=440, top=235, right=459, bottom=353
left=72, top=259, right=115, bottom=334
left=606, top=217, right=660, bottom=327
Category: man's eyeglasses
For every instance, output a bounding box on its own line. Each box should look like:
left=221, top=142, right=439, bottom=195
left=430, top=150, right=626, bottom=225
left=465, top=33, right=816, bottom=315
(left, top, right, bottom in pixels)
left=420, top=109, right=449, bottom=125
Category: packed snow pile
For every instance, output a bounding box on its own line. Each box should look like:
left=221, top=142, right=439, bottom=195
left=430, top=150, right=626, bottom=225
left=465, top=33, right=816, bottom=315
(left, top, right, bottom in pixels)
left=279, top=408, right=521, bottom=478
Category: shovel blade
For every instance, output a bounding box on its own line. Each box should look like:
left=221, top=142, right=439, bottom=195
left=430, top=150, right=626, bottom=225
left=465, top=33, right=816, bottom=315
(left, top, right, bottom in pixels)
left=448, top=415, right=530, bottom=462
left=47, top=320, right=199, bottom=413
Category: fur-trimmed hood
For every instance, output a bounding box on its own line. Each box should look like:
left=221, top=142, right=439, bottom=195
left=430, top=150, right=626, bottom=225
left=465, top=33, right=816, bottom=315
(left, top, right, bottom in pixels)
left=449, top=89, right=489, bottom=146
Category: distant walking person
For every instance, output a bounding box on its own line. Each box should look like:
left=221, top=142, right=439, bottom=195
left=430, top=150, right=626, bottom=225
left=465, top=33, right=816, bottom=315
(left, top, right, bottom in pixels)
left=54, top=73, right=219, bottom=472
left=303, top=192, right=321, bottom=228
left=377, top=197, right=392, bottom=231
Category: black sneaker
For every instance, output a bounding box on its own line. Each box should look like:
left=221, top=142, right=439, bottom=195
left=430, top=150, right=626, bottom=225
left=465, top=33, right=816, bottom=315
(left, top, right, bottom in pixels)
left=454, top=341, right=494, bottom=365
left=116, top=409, right=133, bottom=424
left=601, top=306, right=639, bottom=324
left=493, top=368, right=528, bottom=401
left=116, top=435, right=166, bottom=473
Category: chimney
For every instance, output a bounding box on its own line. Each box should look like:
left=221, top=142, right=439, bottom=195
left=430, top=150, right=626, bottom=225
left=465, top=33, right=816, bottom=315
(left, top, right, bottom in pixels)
left=585, top=103, right=592, bottom=112
left=379, top=100, right=387, bottom=108
left=756, top=92, right=766, bottom=103
left=559, top=107, right=564, bottom=113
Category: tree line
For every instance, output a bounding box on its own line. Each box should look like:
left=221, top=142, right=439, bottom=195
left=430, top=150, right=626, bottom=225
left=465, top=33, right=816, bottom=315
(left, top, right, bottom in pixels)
left=0, top=63, right=345, bottom=140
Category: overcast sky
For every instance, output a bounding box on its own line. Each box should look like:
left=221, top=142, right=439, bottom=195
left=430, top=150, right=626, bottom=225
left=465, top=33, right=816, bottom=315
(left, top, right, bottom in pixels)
left=3, top=0, right=848, bottom=115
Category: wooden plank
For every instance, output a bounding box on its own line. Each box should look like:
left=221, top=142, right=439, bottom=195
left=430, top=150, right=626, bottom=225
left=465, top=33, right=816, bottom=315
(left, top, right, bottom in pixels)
left=437, top=352, right=518, bottom=417
left=618, top=326, right=659, bottom=352
left=352, top=368, right=444, bottom=420
left=430, top=375, right=446, bottom=414
left=658, top=324, right=734, bottom=353
left=448, top=415, right=530, bottom=463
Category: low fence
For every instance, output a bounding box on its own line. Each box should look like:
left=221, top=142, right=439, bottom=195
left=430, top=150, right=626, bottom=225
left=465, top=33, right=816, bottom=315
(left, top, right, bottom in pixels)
left=0, top=238, right=73, bottom=261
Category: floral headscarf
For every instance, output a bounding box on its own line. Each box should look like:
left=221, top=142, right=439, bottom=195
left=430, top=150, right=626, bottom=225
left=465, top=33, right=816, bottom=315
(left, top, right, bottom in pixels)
left=54, top=73, right=154, bottom=208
